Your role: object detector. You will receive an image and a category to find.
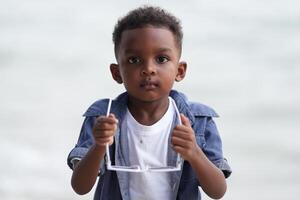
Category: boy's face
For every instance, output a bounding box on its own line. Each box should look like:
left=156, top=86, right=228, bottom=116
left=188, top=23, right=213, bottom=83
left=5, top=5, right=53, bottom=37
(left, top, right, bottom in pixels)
left=110, top=27, right=186, bottom=102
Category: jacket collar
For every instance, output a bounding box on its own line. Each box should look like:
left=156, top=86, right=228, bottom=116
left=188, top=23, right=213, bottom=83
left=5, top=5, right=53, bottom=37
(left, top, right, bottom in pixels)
left=109, top=90, right=196, bottom=125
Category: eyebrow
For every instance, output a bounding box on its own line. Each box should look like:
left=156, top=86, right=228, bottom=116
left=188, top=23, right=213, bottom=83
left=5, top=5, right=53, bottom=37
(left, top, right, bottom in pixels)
left=124, top=47, right=173, bottom=55
left=157, top=48, right=173, bottom=53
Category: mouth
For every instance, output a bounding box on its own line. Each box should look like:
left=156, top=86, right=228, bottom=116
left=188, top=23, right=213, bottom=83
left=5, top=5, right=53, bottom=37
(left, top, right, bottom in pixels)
left=140, top=80, right=158, bottom=90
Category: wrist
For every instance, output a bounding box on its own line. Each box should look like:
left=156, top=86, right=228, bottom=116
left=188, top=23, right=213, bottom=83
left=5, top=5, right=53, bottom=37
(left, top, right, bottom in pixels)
left=188, top=146, right=205, bottom=165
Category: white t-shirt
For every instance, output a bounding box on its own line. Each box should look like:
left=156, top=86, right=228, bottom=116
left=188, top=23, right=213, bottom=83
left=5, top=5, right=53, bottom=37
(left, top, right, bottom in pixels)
left=123, top=97, right=176, bottom=200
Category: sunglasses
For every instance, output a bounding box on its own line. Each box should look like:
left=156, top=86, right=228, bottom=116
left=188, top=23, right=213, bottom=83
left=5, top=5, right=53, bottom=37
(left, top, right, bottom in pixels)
left=105, top=98, right=183, bottom=172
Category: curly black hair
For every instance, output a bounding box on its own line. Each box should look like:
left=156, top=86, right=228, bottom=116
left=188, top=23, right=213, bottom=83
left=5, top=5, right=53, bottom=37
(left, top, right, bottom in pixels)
left=112, top=6, right=183, bottom=57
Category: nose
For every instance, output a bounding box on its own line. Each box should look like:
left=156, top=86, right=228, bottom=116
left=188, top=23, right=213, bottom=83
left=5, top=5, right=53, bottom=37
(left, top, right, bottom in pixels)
left=141, top=60, right=157, bottom=76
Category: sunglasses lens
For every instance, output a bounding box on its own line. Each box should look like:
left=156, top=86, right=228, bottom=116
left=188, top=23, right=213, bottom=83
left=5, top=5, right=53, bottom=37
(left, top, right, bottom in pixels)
left=105, top=98, right=183, bottom=172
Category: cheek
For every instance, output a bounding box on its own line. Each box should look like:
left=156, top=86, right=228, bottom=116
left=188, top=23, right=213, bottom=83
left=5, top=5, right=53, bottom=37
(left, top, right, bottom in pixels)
left=121, top=70, right=139, bottom=84
left=161, top=67, right=177, bottom=78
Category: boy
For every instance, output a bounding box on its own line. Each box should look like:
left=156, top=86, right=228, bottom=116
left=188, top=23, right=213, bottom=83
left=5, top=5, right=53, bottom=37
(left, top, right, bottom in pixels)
left=67, top=6, right=231, bottom=200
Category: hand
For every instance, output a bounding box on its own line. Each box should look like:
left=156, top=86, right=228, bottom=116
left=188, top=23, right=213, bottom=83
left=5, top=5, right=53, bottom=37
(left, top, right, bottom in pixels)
left=92, top=113, right=118, bottom=147
left=171, top=114, right=201, bottom=162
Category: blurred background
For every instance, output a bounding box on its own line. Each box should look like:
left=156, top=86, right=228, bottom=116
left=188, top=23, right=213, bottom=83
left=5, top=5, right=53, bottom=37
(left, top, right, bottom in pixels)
left=0, top=0, right=299, bottom=199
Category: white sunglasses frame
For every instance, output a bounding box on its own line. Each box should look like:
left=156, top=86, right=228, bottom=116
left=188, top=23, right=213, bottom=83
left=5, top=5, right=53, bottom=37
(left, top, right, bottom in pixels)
left=105, top=98, right=183, bottom=172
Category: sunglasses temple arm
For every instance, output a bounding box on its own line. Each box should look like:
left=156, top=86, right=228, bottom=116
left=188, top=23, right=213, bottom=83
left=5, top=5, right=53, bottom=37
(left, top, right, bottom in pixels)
left=105, top=98, right=113, bottom=166
left=172, top=98, right=184, bottom=166
left=106, top=98, right=112, bottom=116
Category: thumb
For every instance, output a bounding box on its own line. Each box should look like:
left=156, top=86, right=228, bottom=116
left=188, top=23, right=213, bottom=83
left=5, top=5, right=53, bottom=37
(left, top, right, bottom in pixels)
left=180, top=113, right=191, bottom=127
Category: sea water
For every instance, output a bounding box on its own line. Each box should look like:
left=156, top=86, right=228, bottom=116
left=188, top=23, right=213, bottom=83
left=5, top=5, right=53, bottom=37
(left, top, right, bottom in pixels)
left=0, top=0, right=299, bottom=199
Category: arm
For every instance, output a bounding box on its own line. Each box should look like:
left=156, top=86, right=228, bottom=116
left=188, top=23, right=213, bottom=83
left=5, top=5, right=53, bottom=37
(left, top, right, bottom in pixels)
left=172, top=114, right=226, bottom=199
left=71, top=114, right=118, bottom=195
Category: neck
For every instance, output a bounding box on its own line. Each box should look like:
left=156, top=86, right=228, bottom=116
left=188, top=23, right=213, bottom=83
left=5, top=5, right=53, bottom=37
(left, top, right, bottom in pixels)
left=127, top=96, right=169, bottom=126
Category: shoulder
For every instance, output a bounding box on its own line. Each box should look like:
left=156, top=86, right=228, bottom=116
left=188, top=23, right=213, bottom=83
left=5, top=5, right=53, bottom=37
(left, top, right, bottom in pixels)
left=170, top=90, right=219, bottom=118
left=82, top=92, right=128, bottom=117
left=188, top=101, right=219, bottom=118
left=83, top=98, right=110, bottom=117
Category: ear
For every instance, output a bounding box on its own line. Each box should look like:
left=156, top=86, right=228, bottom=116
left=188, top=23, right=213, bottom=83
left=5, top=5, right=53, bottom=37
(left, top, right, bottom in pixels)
left=175, top=61, right=187, bottom=82
left=110, top=63, right=123, bottom=84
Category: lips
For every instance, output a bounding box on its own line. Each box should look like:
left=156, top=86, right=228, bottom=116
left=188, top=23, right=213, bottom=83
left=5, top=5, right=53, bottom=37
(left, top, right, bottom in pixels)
left=140, top=80, right=158, bottom=89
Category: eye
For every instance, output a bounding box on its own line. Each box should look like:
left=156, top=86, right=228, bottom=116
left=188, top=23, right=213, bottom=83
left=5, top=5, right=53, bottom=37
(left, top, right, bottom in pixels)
left=156, top=56, right=169, bottom=64
left=128, top=57, right=142, bottom=64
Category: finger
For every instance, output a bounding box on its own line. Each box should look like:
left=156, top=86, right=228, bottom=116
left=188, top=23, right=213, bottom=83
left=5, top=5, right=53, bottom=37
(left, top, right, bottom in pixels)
left=173, top=145, right=185, bottom=152
left=94, top=137, right=113, bottom=144
left=172, top=130, right=194, bottom=144
left=108, top=113, right=118, bottom=122
left=94, top=129, right=116, bottom=137
left=173, top=125, right=192, bottom=135
left=171, top=136, right=191, bottom=148
left=94, top=122, right=117, bottom=132
left=172, top=129, right=194, bottom=140
left=94, top=119, right=118, bottom=132
left=180, top=113, right=191, bottom=127
left=95, top=137, right=114, bottom=146
left=172, top=145, right=186, bottom=157
left=96, top=115, right=118, bottom=124
left=107, top=137, right=114, bottom=145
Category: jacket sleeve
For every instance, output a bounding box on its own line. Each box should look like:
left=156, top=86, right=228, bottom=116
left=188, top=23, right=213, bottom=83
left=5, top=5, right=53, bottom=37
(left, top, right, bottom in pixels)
left=67, top=99, right=109, bottom=172
left=67, top=116, right=107, bottom=175
left=67, top=116, right=96, bottom=170
left=202, top=117, right=232, bottom=178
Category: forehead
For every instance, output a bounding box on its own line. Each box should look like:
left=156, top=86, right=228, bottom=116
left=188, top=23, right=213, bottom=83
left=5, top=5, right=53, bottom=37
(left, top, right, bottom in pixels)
left=117, top=27, right=179, bottom=57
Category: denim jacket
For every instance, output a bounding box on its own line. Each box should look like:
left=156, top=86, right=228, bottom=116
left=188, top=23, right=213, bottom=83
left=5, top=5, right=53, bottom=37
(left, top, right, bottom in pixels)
left=67, top=90, right=232, bottom=200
